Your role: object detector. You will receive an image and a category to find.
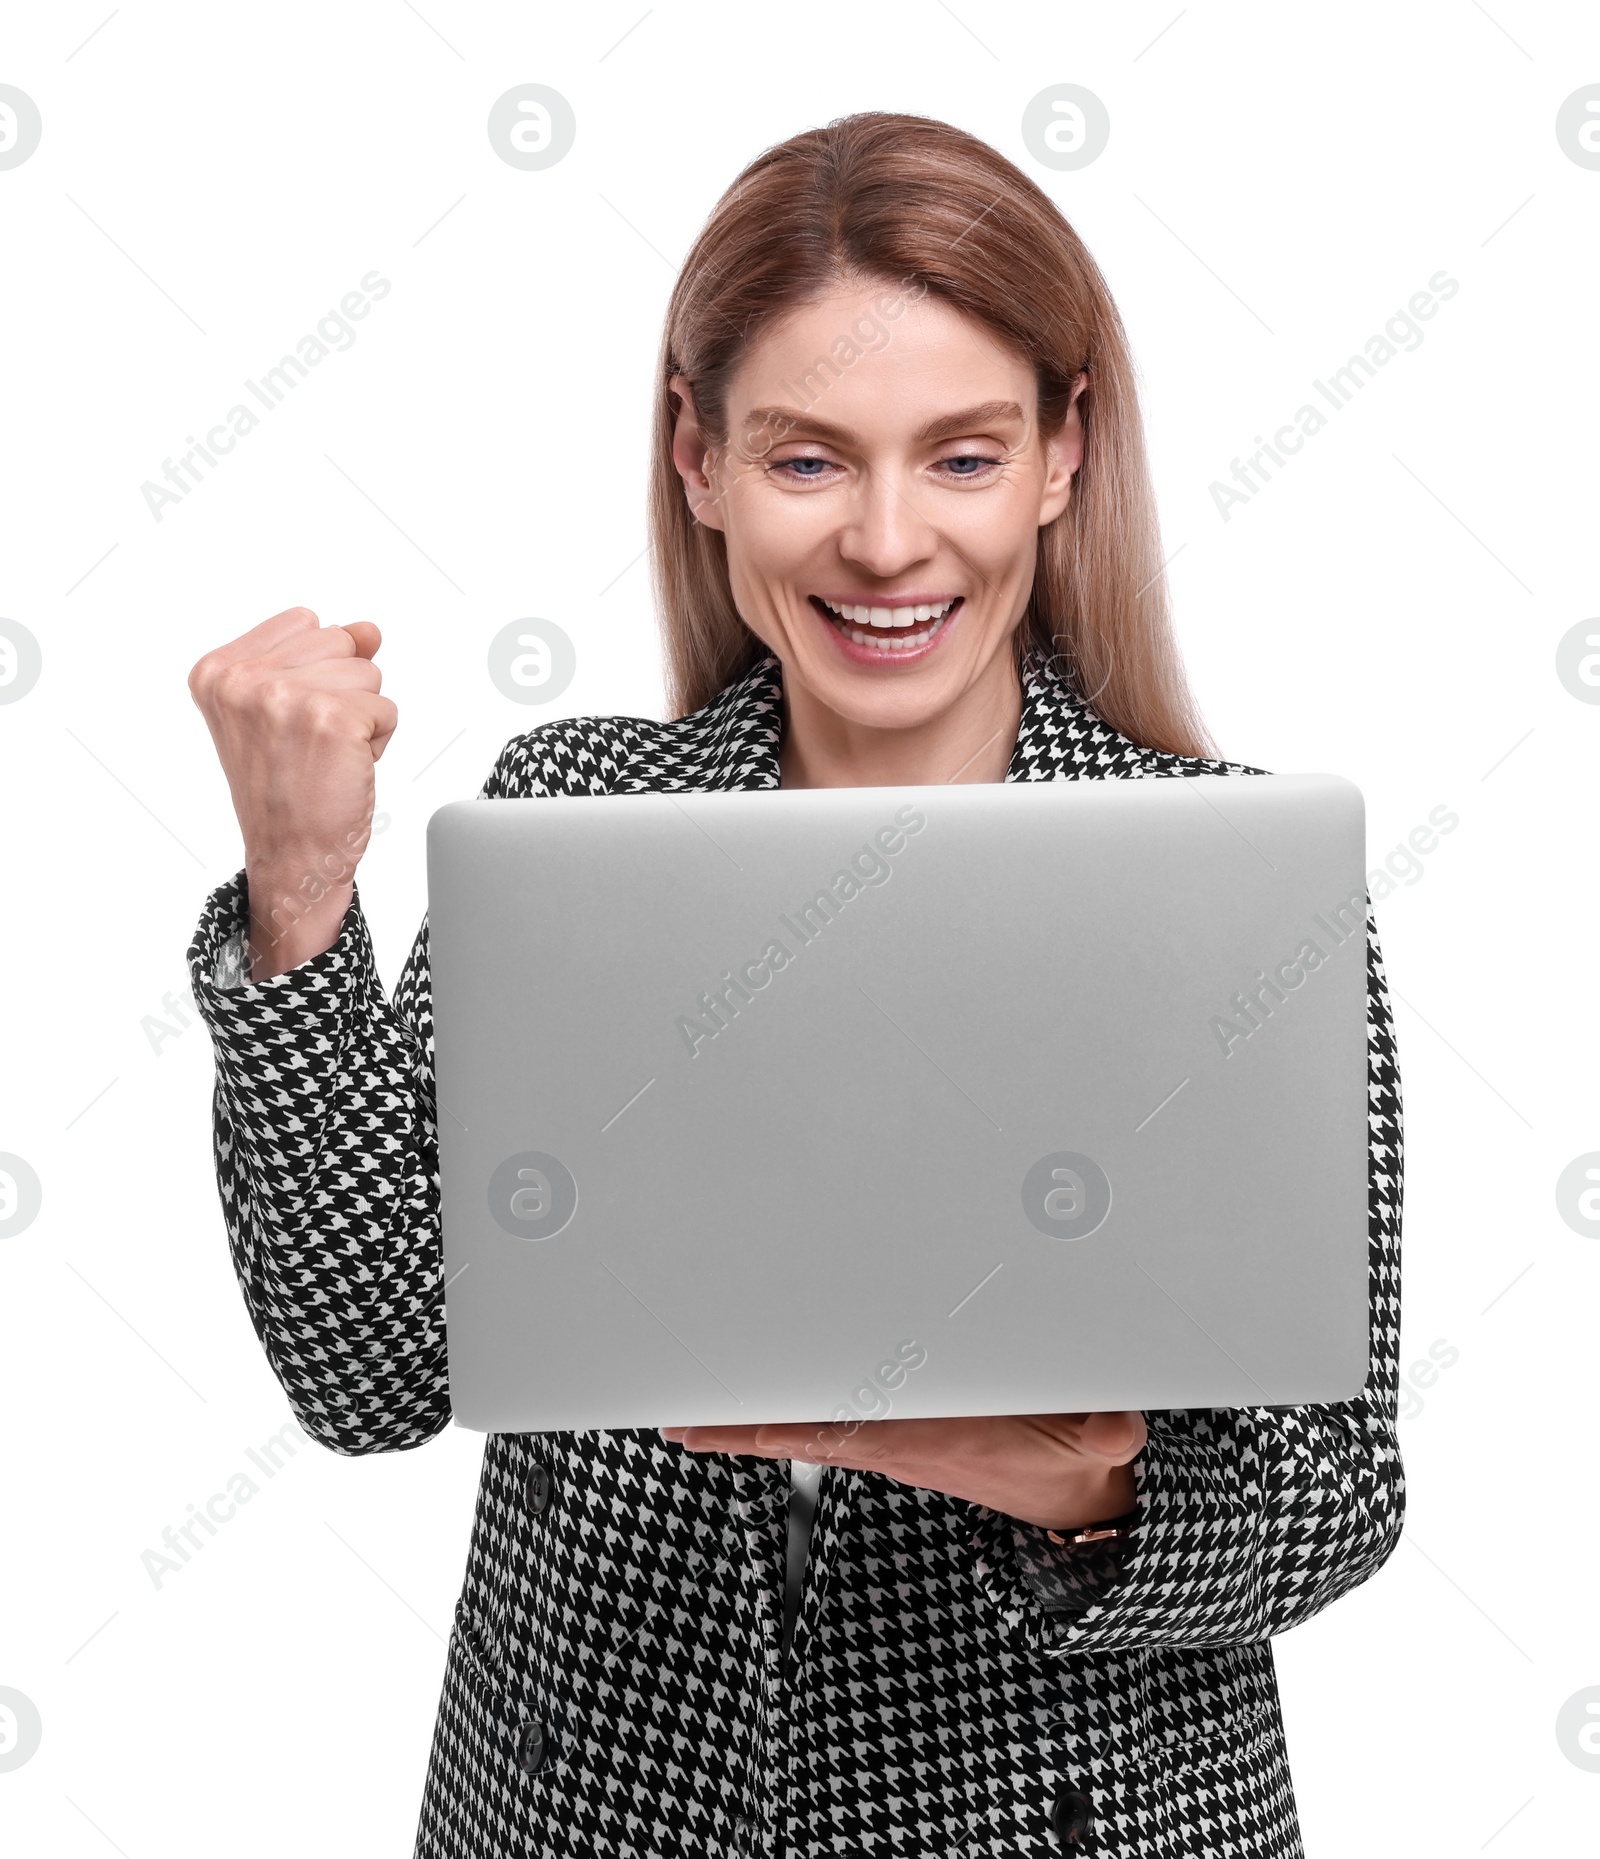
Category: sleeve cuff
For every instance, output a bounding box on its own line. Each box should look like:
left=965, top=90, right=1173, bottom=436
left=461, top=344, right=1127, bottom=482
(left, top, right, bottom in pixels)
left=213, top=923, right=251, bottom=991
left=969, top=1461, right=1150, bottom=1638
left=968, top=1419, right=1258, bottom=1651
left=1000, top=1515, right=1138, bottom=1616
left=185, top=869, right=378, bottom=1034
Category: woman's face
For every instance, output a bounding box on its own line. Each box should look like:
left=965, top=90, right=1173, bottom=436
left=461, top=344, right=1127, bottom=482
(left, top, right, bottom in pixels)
left=671, top=280, right=1084, bottom=738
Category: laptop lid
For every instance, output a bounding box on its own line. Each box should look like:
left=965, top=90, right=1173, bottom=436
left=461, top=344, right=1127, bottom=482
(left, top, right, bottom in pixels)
left=427, top=772, right=1370, bottom=1433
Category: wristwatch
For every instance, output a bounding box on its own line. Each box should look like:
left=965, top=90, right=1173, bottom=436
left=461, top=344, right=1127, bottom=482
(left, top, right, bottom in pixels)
left=1044, top=1508, right=1138, bottom=1548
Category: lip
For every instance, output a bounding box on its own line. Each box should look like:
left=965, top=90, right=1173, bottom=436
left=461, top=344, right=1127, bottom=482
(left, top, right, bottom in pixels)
left=809, top=594, right=964, bottom=667
left=815, top=592, right=961, bottom=610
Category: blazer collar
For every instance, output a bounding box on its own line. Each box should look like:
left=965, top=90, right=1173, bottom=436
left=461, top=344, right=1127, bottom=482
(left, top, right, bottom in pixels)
left=653, top=648, right=1150, bottom=793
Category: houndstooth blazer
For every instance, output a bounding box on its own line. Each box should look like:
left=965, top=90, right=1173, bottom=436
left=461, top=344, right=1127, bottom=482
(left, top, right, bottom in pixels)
left=187, top=648, right=1405, bottom=1858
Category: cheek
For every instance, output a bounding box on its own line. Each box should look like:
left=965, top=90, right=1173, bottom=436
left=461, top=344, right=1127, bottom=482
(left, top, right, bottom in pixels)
left=943, top=476, right=1046, bottom=588
left=723, top=487, right=833, bottom=596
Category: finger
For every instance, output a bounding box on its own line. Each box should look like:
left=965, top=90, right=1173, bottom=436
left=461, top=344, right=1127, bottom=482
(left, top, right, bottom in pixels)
left=208, top=605, right=324, bottom=665
left=665, top=1422, right=881, bottom=1466
left=665, top=1426, right=752, bottom=1450
left=667, top=1425, right=788, bottom=1459
left=259, top=657, right=384, bottom=694
left=339, top=690, right=397, bottom=750
left=369, top=694, right=399, bottom=760
left=754, top=1419, right=909, bottom=1473
left=262, top=621, right=378, bottom=671
left=753, top=1421, right=873, bottom=1462
left=284, top=688, right=395, bottom=751
left=1074, top=1410, right=1147, bottom=1465
left=692, top=1415, right=964, bottom=1477
left=798, top=1415, right=965, bottom=1462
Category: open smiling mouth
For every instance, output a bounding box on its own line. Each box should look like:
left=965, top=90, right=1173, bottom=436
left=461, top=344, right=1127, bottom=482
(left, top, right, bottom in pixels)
left=810, top=595, right=963, bottom=655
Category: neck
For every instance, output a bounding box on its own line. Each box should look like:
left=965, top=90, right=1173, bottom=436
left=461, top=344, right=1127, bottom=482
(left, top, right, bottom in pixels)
left=777, top=649, right=1024, bottom=789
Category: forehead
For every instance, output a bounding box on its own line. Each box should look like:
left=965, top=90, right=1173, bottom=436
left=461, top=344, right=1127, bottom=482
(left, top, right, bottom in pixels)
left=725, top=284, right=1036, bottom=427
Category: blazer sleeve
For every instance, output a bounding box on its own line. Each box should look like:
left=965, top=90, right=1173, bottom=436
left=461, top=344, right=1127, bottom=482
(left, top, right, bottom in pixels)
left=970, top=901, right=1406, bottom=1649
left=184, top=742, right=532, bottom=1456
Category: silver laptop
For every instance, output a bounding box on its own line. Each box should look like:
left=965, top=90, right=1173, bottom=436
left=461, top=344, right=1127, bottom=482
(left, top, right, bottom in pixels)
left=427, top=774, right=1371, bottom=1433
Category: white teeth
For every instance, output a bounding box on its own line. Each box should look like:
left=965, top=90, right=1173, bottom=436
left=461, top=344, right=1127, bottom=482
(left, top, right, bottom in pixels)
left=828, top=598, right=955, bottom=629
left=817, top=602, right=951, bottom=654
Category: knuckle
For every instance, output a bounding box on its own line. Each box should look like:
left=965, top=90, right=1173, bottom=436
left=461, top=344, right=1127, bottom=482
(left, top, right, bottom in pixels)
left=251, top=677, right=296, bottom=726
left=210, top=660, right=253, bottom=710
left=303, top=691, right=348, bottom=735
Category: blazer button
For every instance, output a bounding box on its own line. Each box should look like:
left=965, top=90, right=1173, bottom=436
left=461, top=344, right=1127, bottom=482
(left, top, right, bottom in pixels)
left=514, top=1719, right=546, bottom=1775
left=524, top=1462, right=553, bottom=1514
left=1052, top=1788, right=1093, bottom=1848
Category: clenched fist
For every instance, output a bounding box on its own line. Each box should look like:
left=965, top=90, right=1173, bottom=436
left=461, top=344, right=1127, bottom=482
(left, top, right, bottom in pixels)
left=189, top=607, right=397, bottom=980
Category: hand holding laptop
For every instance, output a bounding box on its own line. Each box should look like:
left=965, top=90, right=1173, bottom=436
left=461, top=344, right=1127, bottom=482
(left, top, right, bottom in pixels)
left=662, top=1410, right=1146, bottom=1531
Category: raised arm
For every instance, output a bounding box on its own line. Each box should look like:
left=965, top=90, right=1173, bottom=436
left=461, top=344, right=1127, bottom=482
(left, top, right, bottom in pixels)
left=185, top=607, right=446, bottom=1454
left=187, top=887, right=448, bottom=1454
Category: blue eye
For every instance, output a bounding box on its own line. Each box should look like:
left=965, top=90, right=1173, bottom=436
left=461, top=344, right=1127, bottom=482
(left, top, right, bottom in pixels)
left=773, top=452, right=997, bottom=481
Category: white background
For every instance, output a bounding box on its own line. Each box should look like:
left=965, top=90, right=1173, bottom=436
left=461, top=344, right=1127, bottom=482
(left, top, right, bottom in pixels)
left=1, top=2, right=1597, bottom=1853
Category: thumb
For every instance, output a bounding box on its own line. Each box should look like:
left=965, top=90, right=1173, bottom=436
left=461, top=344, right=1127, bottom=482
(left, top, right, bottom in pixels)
left=1077, top=1410, right=1147, bottom=1465
left=343, top=620, right=382, bottom=660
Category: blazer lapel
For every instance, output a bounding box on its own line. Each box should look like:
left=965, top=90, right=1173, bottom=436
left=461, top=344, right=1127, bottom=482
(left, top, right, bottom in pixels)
left=1006, top=650, right=1158, bottom=784
left=614, top=655, right=784, bottom=794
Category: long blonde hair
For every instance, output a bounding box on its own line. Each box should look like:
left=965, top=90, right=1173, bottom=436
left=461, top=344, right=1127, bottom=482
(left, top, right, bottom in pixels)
left=649, top=110, right=1216, bottom=759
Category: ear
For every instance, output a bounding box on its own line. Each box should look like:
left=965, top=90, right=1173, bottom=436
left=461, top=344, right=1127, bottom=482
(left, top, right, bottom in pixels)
left=1038, top=370, right=1089, bottom=527
left=668, top=375, right=727, bottom=532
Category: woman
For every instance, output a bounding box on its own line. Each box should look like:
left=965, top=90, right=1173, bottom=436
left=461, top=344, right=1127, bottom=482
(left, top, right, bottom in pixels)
left=186, top=113, right=1403, bottom=1857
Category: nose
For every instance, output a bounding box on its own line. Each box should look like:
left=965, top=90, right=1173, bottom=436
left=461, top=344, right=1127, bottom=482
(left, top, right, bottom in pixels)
left=835, top=464, right=939, bottom=581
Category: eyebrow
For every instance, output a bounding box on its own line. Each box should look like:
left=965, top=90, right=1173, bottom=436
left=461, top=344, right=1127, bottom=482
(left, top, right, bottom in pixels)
left=741, top=399, right=1027, bottom=448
